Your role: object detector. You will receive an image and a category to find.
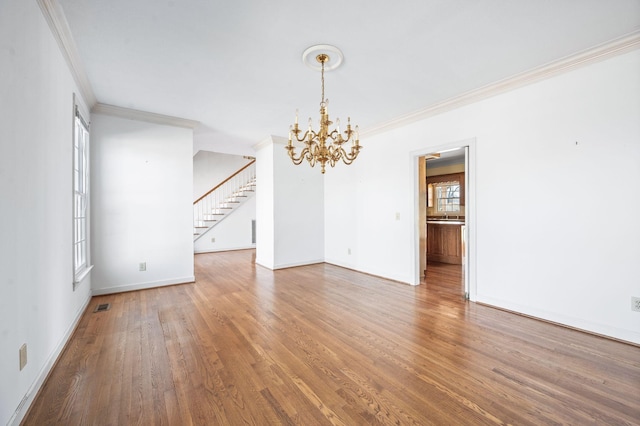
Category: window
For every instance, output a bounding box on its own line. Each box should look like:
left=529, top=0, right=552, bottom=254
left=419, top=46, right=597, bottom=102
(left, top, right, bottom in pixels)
left=73, top=104, right=91, bottom=286
left=434, top=181, right=460, bottom=212
left=427, top=172, right=465, bottom=212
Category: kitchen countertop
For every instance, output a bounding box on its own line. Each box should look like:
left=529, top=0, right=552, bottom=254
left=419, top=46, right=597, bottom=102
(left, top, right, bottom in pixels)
left=427, top=217, right=465, bottom=225
left=427, top=220, right=465, bottom=225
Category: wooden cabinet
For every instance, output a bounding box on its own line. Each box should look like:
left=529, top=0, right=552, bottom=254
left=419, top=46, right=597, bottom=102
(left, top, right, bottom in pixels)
left=427, top=224, right=462, bottom=264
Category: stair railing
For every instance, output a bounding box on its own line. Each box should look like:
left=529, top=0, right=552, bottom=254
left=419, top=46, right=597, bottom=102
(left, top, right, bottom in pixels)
left=193, top=160, right=256, bottom=236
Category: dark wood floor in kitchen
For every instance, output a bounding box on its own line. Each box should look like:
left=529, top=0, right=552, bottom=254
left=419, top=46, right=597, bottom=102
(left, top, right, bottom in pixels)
left=24, top=250, right=639, bottom=425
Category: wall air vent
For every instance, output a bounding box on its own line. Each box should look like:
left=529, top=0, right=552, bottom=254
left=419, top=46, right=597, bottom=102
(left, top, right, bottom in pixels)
left=252, top=220, right=256, bottom=244
left=94, top=303, right=111, bottom=313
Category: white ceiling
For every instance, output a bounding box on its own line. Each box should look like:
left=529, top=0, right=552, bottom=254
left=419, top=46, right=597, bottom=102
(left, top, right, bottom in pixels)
left=57, top=0, right=640, bottom=154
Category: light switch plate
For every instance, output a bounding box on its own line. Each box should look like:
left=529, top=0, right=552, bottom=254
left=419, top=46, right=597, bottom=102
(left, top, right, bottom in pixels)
left=19, top=344, right=27, bottom=370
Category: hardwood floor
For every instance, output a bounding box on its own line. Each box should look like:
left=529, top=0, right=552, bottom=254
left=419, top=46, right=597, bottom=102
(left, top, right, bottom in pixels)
left=24, top=250, right=639, bottom=425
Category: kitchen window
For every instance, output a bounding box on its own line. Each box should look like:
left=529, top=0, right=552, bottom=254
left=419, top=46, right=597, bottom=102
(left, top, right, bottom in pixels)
left=434, top=181, right=460, bottom=212
left=427, top=172, right=465, bottom=211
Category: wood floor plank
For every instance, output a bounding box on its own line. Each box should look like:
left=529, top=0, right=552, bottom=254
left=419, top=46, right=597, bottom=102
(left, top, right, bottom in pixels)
left=23, top=250, right=640, bottom=425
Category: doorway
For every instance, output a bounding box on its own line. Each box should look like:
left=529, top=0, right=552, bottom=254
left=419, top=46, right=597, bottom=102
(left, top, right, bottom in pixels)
left=413, top=140, right=474, bottom=300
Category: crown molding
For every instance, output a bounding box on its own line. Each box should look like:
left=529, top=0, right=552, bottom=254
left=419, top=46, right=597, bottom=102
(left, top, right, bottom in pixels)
left=361, top=30, right=640, bottom=138
left=36, top=0, right=200, bottom=129
left=37, top=0, right=97, bottom=107
left=92, top=103, right=200, bottom=129
left=252, top=135, right=288, bottom=151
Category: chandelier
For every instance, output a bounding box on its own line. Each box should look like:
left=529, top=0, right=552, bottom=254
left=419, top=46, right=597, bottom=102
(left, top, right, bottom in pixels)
left=287, top=46, right=361, bottom=174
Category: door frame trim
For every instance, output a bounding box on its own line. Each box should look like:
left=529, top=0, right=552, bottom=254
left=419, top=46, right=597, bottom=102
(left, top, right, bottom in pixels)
left=410, top=138, right=477, bottom=301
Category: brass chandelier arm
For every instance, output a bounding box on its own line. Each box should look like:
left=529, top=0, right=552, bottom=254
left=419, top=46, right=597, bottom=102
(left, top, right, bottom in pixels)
left=291, top=126, right=317, bottom=143
left=299, top=119, right=356, bottom=144
left=286, top=145, right=309, bottom=165
left=327, top=129, right=355, bottom=144
left=329, top=145, right=361, bottom=165
left=339, top=147, right=361, bottom=165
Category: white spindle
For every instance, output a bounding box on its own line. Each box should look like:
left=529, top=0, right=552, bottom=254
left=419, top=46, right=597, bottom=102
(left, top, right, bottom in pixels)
left=193, top=161, right=256, bottom=240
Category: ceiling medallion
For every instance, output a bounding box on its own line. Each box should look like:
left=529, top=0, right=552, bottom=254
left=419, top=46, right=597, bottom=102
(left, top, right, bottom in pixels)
left=287, top=44, right=361, bottom=174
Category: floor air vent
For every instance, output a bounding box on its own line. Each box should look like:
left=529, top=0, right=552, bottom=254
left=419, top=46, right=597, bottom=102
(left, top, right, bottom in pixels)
left=94, top=303, right=111, bottom=313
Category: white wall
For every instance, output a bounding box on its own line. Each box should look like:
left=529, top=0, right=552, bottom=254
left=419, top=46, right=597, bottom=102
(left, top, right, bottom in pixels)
left=255, top=137, right=324, bottom=269
left=193, top=150, right=251, bottom=200
left=255, top=140, right=275, bottom=267
left=90, top=114, right=195, bottom=295
left=324, top=49, right=640, bottom=344
left=0, top=1, right=93, bottom=424
left=324, top=162, right=361, bottom=270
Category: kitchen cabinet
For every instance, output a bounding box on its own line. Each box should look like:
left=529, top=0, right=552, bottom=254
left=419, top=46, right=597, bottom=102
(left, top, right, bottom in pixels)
left=427, top=223, right=462, bottom=264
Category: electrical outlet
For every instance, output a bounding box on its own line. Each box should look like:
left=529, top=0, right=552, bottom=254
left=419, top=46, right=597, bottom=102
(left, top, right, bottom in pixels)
left=19, top=344, right=27, bottom=370
left=347, top=248, right=351, bottom=255
left=632, top=297, right=640, bottom=312
left=139, top=262, right=146, bottom=272
left=211, top=237, right=215, bottom=243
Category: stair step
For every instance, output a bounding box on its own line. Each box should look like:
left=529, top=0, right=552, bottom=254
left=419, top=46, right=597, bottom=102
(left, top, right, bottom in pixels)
left=193, top=168, right=256, bottom=241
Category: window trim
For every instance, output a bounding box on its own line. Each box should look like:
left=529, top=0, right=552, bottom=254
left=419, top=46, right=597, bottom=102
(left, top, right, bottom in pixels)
left=427, top=172, right=465, bottom=208
left=72, top=99, right=92, bottom=288
left=434, top=181, right=461, bottom=213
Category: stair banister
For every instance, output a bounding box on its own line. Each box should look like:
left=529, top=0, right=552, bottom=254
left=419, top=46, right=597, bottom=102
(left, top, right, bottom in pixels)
left=193, top=159, right=256, bottom=241
left=194, top=159, right=256, bottom=205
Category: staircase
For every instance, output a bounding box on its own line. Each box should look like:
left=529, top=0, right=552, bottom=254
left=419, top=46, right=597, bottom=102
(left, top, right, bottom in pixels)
left=193, top=160, right=256, bottom=241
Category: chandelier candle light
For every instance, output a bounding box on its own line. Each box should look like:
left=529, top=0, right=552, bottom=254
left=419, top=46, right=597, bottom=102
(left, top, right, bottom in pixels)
left=287, top=45, right=361, bottom=174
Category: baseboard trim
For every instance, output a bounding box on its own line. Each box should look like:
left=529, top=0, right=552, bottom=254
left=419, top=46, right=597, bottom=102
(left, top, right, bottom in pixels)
left=10, top=294, right=92, bottom=426
left=92, top=276, right=196, bottom=296
left=324, top=260, right=416, bottom=286
left=476, top=297, right=640, bottom=347
left=272, top=259, right=324, bottom=270
left=324, top=258, right=414, bottom=285
left=255, top=258, right=325, bottom=270
left=194, top=245, right=255, bottom=254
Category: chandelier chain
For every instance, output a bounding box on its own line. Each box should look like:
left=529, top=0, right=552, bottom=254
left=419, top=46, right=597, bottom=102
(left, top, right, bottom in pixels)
left=321, top=59, right=325, bottom=105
